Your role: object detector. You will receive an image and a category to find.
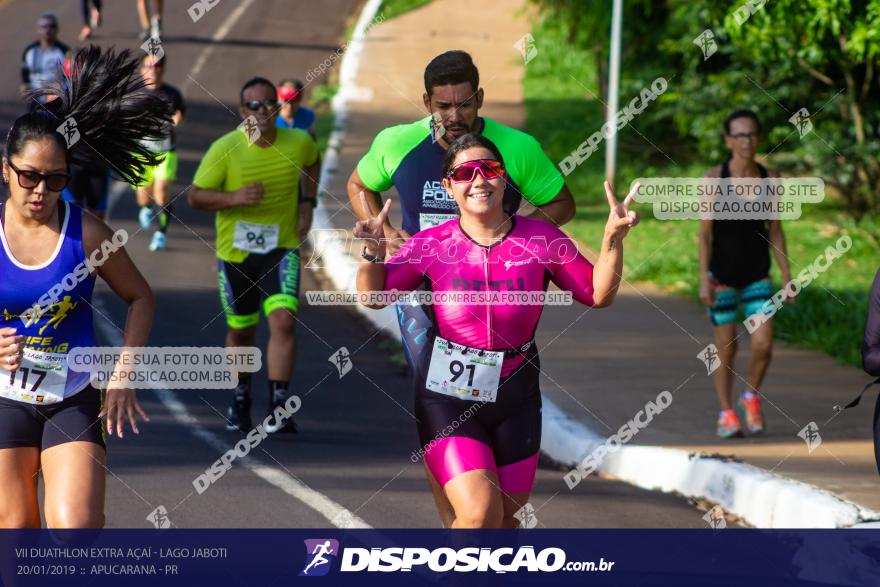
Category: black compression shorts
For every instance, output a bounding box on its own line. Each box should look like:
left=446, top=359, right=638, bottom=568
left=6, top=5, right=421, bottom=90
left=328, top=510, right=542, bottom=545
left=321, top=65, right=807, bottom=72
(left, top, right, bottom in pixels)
left=0, top=385, right=105, bottom=450
left=414, top=345, right=542, bottom=493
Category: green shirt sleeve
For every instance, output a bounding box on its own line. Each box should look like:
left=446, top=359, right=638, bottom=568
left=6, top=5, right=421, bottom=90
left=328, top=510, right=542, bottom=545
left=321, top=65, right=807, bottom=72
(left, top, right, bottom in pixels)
left=356, top=119, right=430, bottom=192
left=193, top=136, right=230, bottom=190
left=356, top=126, right=397, bottom=192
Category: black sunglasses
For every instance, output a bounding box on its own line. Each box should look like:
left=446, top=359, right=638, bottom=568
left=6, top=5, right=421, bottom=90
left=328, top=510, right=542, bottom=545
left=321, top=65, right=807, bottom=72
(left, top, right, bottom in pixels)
left=6, top=160, right=70, bottom=192
left=242, top=99, right=279, bottom=112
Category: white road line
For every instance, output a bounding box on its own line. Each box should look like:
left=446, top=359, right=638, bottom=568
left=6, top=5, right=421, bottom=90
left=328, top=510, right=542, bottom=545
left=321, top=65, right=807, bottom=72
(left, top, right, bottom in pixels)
left=92, top=299, right=370, bottom=528
left=182, top=0, right=257, bottom=92
left=96, top=0, right=372, bottom=529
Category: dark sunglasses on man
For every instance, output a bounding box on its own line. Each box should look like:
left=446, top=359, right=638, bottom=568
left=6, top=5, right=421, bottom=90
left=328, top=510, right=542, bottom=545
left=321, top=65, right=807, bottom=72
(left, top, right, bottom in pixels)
left=243, top=99, right=279, bottom=112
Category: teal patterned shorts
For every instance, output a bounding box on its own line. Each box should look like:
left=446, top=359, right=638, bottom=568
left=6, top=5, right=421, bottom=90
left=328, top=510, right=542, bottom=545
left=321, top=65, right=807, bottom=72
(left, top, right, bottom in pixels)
left=708, top=276, right=773, bottom=327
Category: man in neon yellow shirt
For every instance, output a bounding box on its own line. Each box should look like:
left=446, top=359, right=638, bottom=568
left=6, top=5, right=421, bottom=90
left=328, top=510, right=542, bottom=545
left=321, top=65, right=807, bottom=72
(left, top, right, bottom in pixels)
left=189, top=77, right=319, bottom=433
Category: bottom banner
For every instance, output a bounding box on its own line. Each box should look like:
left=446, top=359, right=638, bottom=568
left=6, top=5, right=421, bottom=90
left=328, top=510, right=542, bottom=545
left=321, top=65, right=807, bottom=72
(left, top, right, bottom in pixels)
left=0, top=529, right=877, bottom=586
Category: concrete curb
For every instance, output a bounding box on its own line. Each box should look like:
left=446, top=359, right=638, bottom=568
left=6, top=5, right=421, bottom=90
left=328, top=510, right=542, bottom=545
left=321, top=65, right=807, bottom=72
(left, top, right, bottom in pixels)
left=541, top=400, right=880, bottom=528
left=308, top=0, right=880, bottom=529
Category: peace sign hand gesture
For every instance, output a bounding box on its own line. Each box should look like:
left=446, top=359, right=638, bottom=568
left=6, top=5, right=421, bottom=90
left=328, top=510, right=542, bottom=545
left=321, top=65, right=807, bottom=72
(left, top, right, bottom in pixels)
left=353, top=191, right=392, bottom=258
left=603, top=180, right=640, bottom=242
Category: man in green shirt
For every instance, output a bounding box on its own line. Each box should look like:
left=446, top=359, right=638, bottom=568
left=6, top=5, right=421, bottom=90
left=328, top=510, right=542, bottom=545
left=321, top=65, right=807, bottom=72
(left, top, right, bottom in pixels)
left=190, top=77, right=320, bottom=433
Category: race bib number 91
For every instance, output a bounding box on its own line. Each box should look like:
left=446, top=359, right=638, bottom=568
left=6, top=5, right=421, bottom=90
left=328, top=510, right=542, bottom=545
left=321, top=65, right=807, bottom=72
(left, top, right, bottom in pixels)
left=233, top=221, right=279, bottom=254
left=425, top=337, right=503, bottom=402
left=0, top=348, right=67, bottom=404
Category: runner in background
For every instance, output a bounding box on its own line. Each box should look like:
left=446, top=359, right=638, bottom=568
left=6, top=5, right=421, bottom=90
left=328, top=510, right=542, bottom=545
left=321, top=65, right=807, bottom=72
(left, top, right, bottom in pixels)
left=62, top=162, right=111, bottom=220
left=276, top=79, right=321, bottom=212
left=136, top=0, right=163, bottom=40
left=865, top=268, right=880, bottom=377
left=276, top=79, right=317, bottom=137
left=189, top=77, right=320, bottom=434
left=133, top=53, right=186, bottom=252
left=21, top=13, right=69, bottom=103
left=698, top=109, right=793, bottom=438
left=863, top=268, right=880, bottom=474
left=79, top=0, right=103, bottom=41
left=0, top=46, right=167, bottom=528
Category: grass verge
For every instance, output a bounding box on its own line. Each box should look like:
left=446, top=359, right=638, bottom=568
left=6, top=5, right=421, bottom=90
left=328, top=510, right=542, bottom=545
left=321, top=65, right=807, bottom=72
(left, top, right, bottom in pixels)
left=378, top=0, right=432, bottom=20
left=522, top=13, right=880, bottom=367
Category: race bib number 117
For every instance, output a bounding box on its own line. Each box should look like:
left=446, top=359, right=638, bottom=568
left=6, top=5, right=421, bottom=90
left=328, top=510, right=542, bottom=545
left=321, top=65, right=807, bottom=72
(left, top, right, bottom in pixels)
left=0, top=348, right=67, bottom=404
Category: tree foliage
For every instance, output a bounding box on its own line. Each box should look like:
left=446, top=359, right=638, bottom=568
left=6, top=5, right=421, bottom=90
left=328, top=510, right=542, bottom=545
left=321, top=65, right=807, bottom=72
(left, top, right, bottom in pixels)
left=530, top=0, right=880, bottom=216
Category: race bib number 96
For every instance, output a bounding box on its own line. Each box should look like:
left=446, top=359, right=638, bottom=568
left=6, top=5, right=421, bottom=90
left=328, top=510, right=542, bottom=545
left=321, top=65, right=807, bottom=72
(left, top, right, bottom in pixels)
left=233, top=221, right=279, bottom=254
left=0, top=348, right=67, bottom=404
left=425, top=337, right=503, bottom=402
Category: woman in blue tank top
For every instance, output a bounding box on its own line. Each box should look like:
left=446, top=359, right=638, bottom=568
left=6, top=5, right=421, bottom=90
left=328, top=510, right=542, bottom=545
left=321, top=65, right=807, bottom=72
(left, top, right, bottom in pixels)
left=0, top=46, right=170, bottom=528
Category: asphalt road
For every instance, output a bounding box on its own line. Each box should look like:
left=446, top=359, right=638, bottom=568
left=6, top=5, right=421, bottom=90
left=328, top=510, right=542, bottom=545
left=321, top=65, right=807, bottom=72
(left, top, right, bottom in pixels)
left=0, top=0, right=707, bottom=529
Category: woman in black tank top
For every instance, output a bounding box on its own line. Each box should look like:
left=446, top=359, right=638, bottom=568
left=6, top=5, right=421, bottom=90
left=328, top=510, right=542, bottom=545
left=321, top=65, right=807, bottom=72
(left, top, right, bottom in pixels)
left=709, top=160, right=771, bottom=289
left=698, top=110, right=793, bottom=440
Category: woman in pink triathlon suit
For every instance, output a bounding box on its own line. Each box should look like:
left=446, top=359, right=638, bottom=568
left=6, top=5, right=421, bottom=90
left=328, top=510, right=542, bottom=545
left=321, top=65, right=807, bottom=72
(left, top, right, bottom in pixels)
left=355, top=133, right=639, bottom=528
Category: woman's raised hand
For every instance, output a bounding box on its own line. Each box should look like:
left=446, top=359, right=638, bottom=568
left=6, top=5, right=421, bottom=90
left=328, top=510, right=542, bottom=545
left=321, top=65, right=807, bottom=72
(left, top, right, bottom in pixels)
left=353, top=191, right=392, bottom=258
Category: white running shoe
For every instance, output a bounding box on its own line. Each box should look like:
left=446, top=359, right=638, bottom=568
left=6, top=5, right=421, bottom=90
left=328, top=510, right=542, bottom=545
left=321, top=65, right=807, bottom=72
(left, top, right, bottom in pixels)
left=149, top=231, right=166, bottom=252
left=138, top=206, right=152, bottom=229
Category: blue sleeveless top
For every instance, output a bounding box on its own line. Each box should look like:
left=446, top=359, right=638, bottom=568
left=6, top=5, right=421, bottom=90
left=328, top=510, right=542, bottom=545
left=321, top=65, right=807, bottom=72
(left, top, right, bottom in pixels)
left=0, top=201, right=96, bottom=398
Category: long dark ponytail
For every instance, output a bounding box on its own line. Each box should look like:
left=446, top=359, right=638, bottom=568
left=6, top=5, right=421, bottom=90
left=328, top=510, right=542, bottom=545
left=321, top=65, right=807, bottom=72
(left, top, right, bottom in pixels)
left=6, top=45, right=172, bottom=184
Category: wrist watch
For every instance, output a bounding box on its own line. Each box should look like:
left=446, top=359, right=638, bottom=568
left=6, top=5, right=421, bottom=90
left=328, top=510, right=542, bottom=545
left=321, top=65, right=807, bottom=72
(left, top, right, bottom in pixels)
left=361, top=246, right=384, bottom=263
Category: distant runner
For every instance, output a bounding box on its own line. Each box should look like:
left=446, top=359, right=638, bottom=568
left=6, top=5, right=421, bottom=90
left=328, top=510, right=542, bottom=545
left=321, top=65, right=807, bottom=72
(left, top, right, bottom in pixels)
left=189, top=77, right=320, bottom=433
left=698, top=109, right=793, bottom=438
left=79, top=0, right=103, bottom=40
left=133, top=52, right=186, bottom=252
left=21, top=13, right=69, bottom=103
left=136, top=0, right=163, bottom=40
left=62, top=162, right=111, bottom=220
left=355, top=133, right=638, bottom=527
left=276, top=79, right=316, bottom=137
left=276, top=79, right=320, bottom=210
